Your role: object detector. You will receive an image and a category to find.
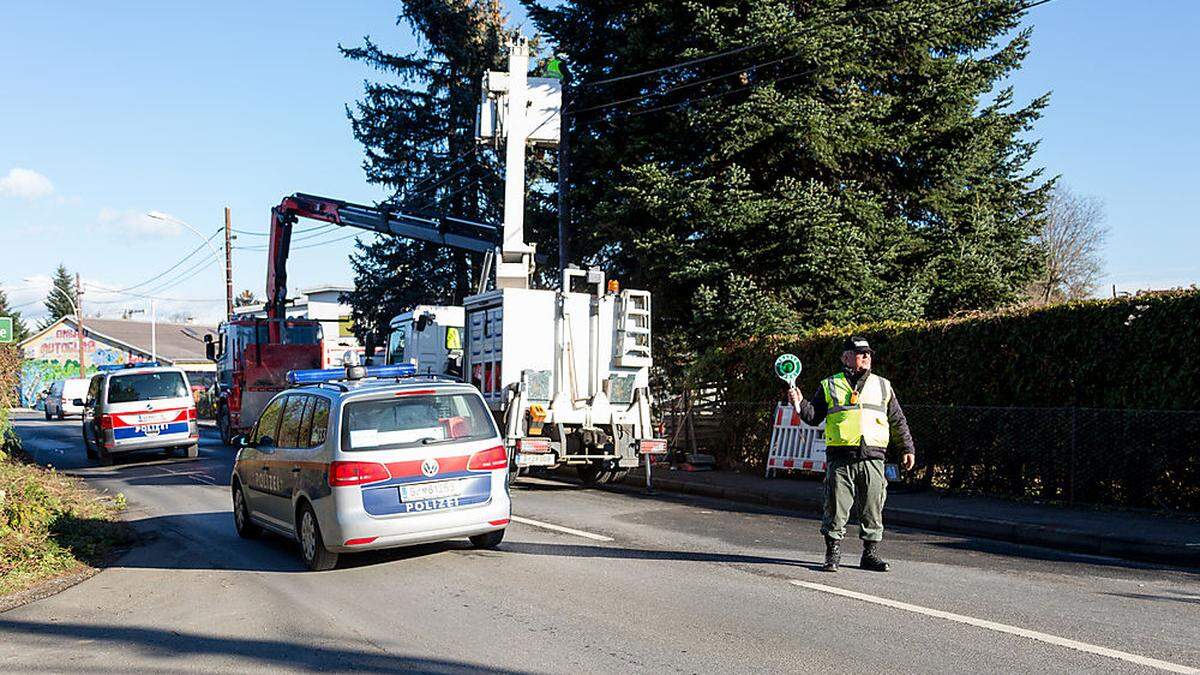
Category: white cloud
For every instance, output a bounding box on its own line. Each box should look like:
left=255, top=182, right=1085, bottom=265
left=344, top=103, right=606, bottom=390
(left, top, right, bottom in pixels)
left=95, top=208, right=183, bottom=238
left=0, top=168, right=54, bottom=200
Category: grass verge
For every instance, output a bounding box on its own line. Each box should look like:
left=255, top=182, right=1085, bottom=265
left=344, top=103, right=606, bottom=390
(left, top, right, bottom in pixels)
left=0, top=450, right=133, bottom=598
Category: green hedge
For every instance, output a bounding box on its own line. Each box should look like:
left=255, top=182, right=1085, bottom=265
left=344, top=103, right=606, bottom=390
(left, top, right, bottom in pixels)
left=709, top=290, right=1200, bottom=410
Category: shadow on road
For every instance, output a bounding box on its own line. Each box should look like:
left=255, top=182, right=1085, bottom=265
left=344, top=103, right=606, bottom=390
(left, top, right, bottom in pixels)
left=928, top=538, right=1200, bottom=576
left=500, top=540, right=823, bottom=570
left=0, top=619, right=530, bottom=674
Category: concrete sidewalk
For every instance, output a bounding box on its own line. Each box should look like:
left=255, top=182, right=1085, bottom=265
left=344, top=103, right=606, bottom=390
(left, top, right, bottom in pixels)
left=619, top=466, right=1200, bottom=567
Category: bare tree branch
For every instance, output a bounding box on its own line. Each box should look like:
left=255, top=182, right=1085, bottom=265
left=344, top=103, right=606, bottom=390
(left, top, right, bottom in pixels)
left=1028, top=185, right=1107, bottom=304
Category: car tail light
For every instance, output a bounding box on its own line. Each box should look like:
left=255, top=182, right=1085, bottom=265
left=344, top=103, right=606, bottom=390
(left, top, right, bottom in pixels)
left=328, top=461, right=390, bottom=487
left=186, top=407, right=198, bottom=421
left=516, top=438, right=551, bottom=454
left=639, top=439, right=667, bottom=455
left=467, top=445, right=508, bottom=471
left=99, top=414, right=116, bottom=430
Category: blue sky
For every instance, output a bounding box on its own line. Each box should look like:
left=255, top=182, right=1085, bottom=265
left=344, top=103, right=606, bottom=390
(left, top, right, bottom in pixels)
left=1, top=0, right=1196, bottom=325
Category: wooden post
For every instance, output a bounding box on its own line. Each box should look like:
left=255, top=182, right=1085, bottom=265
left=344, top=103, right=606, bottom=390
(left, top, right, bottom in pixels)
left=224, top=207, right=234, bottom=319
left=75, top=273, right=86, bottom=378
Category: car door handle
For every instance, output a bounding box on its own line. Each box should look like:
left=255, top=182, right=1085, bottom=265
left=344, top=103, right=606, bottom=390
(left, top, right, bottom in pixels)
left=291, top=467, right=301, bottom=473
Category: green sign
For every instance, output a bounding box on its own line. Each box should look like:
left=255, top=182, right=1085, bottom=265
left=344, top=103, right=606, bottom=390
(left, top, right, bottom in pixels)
left=774, top=353, right=801, bottom=387
left=0, top=317, right=12, bottom=343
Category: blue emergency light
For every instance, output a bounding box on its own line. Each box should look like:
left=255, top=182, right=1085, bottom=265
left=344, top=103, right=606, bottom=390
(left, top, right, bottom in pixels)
left=97, top=361, right=161, bottom=372
left=286, top=363, right=417, bottom=385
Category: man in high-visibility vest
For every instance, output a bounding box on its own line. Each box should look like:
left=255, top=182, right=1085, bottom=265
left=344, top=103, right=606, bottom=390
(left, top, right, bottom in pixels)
left=788, top=336, right=916, bottom=572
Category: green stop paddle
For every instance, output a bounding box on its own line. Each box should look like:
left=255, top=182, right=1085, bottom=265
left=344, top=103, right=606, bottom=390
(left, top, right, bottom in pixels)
left=774, top=354, right=802, bottom=388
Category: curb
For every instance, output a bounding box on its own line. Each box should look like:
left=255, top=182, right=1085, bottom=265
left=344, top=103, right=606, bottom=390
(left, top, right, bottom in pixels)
left=619, top=472, right=1199, bottom=568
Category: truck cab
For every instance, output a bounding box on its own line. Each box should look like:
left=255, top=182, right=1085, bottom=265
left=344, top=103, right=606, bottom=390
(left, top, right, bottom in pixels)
left=384, top=305, right=465, bottom=378
left=206, top=317, right=324, bottom=445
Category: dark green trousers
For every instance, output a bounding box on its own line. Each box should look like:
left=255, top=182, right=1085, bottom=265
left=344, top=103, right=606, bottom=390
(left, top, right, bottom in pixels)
left=821, top=457, right=887, bottom=542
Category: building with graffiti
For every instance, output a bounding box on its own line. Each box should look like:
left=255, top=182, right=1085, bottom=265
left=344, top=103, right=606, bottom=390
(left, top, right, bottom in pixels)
left=18, top=316, right=216, bottom=407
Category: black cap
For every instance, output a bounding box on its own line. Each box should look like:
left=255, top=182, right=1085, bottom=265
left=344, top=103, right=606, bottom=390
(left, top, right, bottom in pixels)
left=842, top=336, right=874, bottom=354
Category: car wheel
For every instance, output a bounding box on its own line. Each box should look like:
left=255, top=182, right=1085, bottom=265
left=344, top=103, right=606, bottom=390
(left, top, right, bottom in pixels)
left=98, top=448, right=113, bottom=466
left=178, top=443, right=199, bottom=458
left=470, top=529, right=505, bottom=549
left=83, top=429, right=97, bottom=459
left=44, top=409, right=52, bottom=420
left=57, top=410, right=65, bottom=421
left=232, top=483, right=261, bottom=539
left=297, top=503, right=338, bottom=571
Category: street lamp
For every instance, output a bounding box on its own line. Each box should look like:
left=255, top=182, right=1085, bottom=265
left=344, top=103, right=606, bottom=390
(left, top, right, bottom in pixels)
left=146, top=211, right=227, bottom=316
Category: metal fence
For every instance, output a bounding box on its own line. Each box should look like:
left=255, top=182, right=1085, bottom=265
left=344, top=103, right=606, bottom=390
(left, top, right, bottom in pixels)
left=660, top=398, right=1200, bottom=513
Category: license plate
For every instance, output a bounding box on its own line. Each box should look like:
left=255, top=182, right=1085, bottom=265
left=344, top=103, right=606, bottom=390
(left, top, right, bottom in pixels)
left=400, top=480, right=466, bottom=502
left=515, top=452, right=556, bottom=467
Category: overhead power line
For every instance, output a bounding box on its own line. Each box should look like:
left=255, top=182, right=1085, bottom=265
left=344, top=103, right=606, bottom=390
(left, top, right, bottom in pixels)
left=588, top=0, right=1056, bottom=121
left=576, top=0, right=907, bottom=90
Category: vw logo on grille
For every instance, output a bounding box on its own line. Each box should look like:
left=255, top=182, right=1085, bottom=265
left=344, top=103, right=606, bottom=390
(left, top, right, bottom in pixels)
left=421, top=457, right=440, bottom=478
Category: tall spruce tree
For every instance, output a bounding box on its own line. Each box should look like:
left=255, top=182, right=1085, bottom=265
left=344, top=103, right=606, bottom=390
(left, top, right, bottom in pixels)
left=0, top=289, right=30, bottom=342
left=43, top=264, right=78, bottom=323
left=341, top=1, right=517, bottom=353
left=526, top=0, right=1051, bottom=369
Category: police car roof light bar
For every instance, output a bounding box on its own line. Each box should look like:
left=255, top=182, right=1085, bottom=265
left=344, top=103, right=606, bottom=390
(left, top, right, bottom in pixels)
left=286, top=363, right=418, bottom=386
left=97, top=361, right=161, bottom=372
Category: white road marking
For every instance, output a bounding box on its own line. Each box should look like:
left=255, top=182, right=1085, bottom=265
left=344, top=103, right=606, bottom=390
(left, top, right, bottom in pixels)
left=511, top=515, right=614, bottom=542
left=789, top=580, right=1199, bottom=674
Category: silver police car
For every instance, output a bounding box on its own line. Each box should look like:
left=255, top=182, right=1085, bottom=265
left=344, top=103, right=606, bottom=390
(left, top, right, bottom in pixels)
left=230, top=361, right=511, bottom=571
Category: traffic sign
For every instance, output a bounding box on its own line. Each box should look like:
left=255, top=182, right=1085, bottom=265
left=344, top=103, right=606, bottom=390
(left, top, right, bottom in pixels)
left=0, top=317, right=12, bottom=343
left=774, top=353, right=802, bottom=387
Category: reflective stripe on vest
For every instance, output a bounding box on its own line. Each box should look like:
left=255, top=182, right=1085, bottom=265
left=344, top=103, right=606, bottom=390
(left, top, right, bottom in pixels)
left=821, top=373, right=891, bottom=447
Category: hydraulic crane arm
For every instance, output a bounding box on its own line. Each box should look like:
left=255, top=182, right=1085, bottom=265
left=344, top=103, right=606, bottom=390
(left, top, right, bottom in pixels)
left=265, top=193, right=502, bottom=333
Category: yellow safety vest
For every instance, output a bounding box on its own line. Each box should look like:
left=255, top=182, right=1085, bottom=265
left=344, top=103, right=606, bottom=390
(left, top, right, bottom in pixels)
left=821, top=372, right=892, bottom=447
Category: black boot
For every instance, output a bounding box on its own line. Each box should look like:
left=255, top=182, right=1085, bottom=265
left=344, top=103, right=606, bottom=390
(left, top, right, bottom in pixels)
left=822, top=537, right=841, bottom=572
left=860, top=540, right=890, bottom=572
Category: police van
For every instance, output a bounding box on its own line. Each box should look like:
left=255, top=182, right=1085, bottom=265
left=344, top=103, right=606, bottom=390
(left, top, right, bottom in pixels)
left=230, top=360, right=510, bottom=571
left=80, top=363, right=199, bottom=465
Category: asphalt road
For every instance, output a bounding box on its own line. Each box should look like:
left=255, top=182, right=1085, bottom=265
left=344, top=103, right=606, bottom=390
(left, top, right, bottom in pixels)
left=3, top=410, right=1198, bottom=674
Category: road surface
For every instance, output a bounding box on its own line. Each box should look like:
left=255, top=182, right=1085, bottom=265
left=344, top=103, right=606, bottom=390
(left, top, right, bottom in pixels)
left=2, top=411, right=1197, bottom=674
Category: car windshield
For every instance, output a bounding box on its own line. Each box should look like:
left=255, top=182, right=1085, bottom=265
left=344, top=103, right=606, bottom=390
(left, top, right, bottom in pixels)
left=107, top=372, right=189, bottom=404
left=340, top=392, right=496, bottom=451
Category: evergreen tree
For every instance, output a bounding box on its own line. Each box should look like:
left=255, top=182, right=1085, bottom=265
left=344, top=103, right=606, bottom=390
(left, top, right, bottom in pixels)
left=43, top=264, right=78, bottom=323
left=526, top=0, right=1051, bottom=367
left=341, top=1, right=531, bottom=351
left=0, top=289, right=30, bottom=342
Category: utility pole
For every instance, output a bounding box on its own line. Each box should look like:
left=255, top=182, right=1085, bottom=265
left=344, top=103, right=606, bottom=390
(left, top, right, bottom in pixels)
left=556, top=57, right=572, bottom=274
left=224, top=207, right=234, bottom=319
left=75, top=273, right=86, bottom=378
left=151, top=300, right=157, bottom=362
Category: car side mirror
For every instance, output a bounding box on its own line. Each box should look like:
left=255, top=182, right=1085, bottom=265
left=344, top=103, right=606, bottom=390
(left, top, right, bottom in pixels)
left=232, top=434, right=250, bottom=448
left=204, top=335, right=216, bottom=361
left=72, top=398, right=85, bottom=407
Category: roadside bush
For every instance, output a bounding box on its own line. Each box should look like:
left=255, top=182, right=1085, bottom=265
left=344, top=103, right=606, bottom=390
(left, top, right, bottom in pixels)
left=688, top=291, right=1200, bottom=511
left=0, top=344, right=131, bottom=597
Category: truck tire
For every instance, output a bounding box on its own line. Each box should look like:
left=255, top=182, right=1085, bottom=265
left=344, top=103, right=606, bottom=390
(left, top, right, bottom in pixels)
left=577, top=461, right=604, bottom=485
left=218, top=408, right=233, bottom=446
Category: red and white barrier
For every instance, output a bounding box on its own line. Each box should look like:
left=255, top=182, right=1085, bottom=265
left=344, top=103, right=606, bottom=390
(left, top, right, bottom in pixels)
left=766, top=403, right=827, bottom=478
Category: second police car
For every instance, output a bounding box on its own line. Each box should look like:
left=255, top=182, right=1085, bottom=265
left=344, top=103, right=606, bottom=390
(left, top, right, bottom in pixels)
left=230, top=358, right=511, bottom=570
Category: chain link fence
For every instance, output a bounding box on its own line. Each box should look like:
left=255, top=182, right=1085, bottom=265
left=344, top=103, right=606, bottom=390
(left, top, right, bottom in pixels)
left=661, top=398, right=1200, bottom=513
